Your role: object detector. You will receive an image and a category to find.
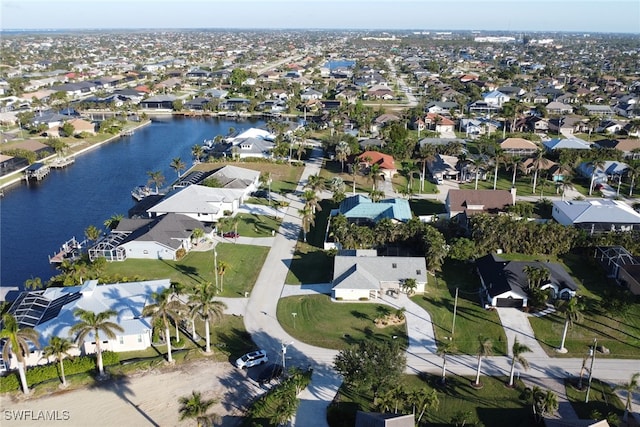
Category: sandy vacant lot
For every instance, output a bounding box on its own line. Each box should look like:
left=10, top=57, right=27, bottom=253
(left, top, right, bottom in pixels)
left=0, top=360, right=262, bottom=427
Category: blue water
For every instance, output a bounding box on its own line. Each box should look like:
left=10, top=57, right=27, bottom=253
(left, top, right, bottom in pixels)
left=0, top=116, right=265, bottom=288
left=324, top=60, right=355, bottom=69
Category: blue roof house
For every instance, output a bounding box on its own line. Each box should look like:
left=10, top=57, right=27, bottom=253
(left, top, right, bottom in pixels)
left=543, top=137, right=591, bottom=151
left=552, top=199, right=640, bottom=234
left=334, top=195, right=412, bottom=226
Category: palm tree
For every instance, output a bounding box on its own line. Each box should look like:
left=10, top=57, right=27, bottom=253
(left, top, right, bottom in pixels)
left=616, top=372, right=640, bottom=423
left=401, top=278, right=417, bottom=296
left=437, top=341, right=456, bottom=385
left=587, top=116, right=600, bottom=141
left=270, top=390, right=298, bottom=426
left=69, top=309, right=123, bottom=378
left=506, top=155, right=522, bottom=187
left=492, top=147, right=506, bottom=190
left=169, top=281, right=187, bottom=342
left=350, top=158, right=361, bottom=195
left=473, top=336, right=493, bottom=387
left=24, top=276, right=43, bottom=290
left=369, top=188, right=385, bottom=202
left=217, top=261, right=230, bottom=293
left=103, top=213, right=124, bottom=230
left=189, top=282, right=227, bottom=354
left=305, top=174, right=325, bottom=195
left=411, top=388, right=439, bottom=424
left=42, top=336, right=73, bottom=387
left=298, top=206, right=315, bottom=243
left=170, top=157, right=186, bottom=179
left=0, top=313, right=40, bottom=394
left=627, top=163, right=640, bottom=197
left=530, top=149, right=546, bottom=194
left=335, top=141, right=351, bottom=172
left=508, top=338, right=532, bottom=387
left=369, top=163, right=382, bottom=190
left=84, top=224, right=101, bottom=244
left=588, top=158, right=606, bottom=196
left=532, top=387, right=559, bottom=422
left=302, top=189, right=322, bottom=214
left=142, top=288, right=184, bottom=363
left=178, top=390, right=217, bottom=427
left=556, top=297, right=583, bottom=353
left=191, top=144, right=204, bottom=163
left=146, top=170, right=165, bottom=193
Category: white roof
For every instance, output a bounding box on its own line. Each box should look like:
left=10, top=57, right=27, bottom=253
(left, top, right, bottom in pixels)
left=552, top=199, right=640, bottom=225
left=27, top=279, right=170, bottom=346
left=233, top=127, right=274, bottom=141
left=148, top=185, right=245, bottom=214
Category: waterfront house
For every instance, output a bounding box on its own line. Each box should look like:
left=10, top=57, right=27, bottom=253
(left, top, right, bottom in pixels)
left=140, top=95, right=177, bottom=110
left=332, top=251, right=427, bottom=300
left=476, top=253, right=578, bottom=308
left=1, top=279, right=170, bottom=371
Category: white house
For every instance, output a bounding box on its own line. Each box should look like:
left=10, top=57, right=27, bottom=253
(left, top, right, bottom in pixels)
left=147, top=185, right=247, bottom=223
left=482, top=90, right=510, bottom=108
left=552, top=199, right=640, bottom=234
left=332, top=252, right=427, bottom=300
left=2, top=279, right=170, bottom=371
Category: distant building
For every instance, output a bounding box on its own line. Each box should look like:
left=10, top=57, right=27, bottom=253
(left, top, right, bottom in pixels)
left=552, top=199, right=640, bottom=234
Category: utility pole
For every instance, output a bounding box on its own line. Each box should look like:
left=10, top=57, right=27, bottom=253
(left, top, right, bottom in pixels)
left=585, top=338, right=597, bottom=403
left=213, top=247, right=219, bottom=293
left=451, top=287, right=459, bottom=340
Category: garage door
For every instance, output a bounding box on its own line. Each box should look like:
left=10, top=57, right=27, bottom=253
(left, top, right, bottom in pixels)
left=496, top=297, right=524, bottom=308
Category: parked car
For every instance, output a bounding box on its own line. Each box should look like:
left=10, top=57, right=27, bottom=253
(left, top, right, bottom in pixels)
left=223, top=231, right=239, bottom=238
left=235, top=349, right=268, bottom=369
left=257, top=363, right=284, bottom=385
left=251, top=190, right=269, bottom=198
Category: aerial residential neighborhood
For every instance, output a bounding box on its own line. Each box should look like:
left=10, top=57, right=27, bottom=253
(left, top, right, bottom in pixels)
left=0, top=2, right=639, bottom=426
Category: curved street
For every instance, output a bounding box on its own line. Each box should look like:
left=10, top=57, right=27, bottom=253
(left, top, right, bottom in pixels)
left=240, top=147, right=640, bottom=426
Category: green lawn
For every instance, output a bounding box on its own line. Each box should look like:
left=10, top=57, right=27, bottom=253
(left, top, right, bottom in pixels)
left=409, top=198, right=446, bottom=215
left=286, top=242, right=333, bottom=284
left=565, top=378, right=625, bottom=421
left=102, top=243, right=269, bottom=297
left=528, top=253, right=640, bottom=358
left=459, top=170, right=558, bottom=198
left=232, top=213, right=281, bottom=237
left=412, top=261, right=508, bottom=356
left=328, top=374, right=535, bottom=427
left=276, top=295, right=408, bottom=349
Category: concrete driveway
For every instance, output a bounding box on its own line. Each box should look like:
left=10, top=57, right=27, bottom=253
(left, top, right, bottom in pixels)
left=497, top=307, right=548, bottom=359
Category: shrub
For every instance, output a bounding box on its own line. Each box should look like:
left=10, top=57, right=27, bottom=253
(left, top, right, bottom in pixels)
left=0, top=351, right=119, bottom=393
left=358, top=297, right=369, bottom=301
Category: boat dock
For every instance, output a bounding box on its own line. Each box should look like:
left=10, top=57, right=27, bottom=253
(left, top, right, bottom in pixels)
left=49, top=237, right=85, bottom=264
left=24, top=162, right=51, bottom=181
left=50, top=157, right=75, bottom=169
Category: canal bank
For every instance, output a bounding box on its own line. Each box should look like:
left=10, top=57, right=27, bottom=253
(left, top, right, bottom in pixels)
left=0, top=116, right=266, bottom=288
left=0, top=119, right=153, bottom=191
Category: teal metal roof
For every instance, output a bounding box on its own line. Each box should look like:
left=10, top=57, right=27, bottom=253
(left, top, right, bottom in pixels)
left=338, top=195, right=412, bottom=222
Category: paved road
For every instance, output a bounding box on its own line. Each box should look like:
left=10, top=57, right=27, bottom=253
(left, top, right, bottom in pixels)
left=237, top=146, right=640, bottom=426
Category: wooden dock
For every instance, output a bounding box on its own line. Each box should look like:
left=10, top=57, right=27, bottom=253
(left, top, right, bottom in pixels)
left=50, top=157, right=75, bottom=169
left=49, top=237, right=84, bottom=264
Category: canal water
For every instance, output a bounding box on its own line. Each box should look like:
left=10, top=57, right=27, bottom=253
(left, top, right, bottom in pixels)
left=0, top=116, right=265, bottom=288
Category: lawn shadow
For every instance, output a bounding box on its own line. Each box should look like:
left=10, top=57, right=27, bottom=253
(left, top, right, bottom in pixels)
left=89, top=374, right=160, bottom=426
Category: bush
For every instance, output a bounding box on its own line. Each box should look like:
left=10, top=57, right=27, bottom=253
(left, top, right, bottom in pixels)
left=0, top=351, right=119, bottom=393
left=358, top=297, right=369, bottom=301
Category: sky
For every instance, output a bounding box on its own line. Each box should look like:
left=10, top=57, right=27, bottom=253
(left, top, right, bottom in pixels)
left=1, top=0, right=639, bottom=34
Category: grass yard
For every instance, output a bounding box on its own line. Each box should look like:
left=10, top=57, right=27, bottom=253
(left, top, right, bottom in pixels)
left=528, top=253, right=640, bottom=358
left=102, top=243, right=269, bottom=297
left=192, top=160, right=304, bottom=195
left=459, top=169, right=559, bottom=198
left=409, top=198, right=447, bottom=215
left=232, top=213, right=281, bottom=237
left=286, top=242, right=333, bottom=284
left=320, top=159, right=377, bottom=194
left=565, top=378, right=625, bottom=421
left=412, top=261, right=508, bottom=356
left=328, top=374, right=535, bottom=427
left=276, top=295, right=408, bottom=350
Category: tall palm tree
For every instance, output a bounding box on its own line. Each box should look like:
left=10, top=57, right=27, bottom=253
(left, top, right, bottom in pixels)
left=335, top=141, right=351, bottom=172
left=627, top=163, right=640, bottom=197
left=216, top=261, right=230, bottom=293
left=506, top=155, right=522, bottom=187
left=350, top=158, right=360, bottom=195
left=587, top=116, right=600, bottom=141
left=84, top=224, right=101, bottom=244
left=530, top=149, right=546, bottom=194
left=189, top=282, right=227, bottom=354
left=616, top=372, right=640, bottom=423
left=437, top=341, right=456, bottom=385
left=146, top=170, right=165, bottom=193
left=369, top=163, right=382, bottom=190
left=42, top=336, right=73, bottom=387
left=298, top=206, right=315, bottom=243
left=302, top=189, right=322, bottom=214
left=508, top=338, right=532, bottom=387
left=0, top=313, right=40, bottom=394
left=69, top=309, right=123, bottom=378
left=24, top=276, right=43, bottom=290
left=369, top=188, right=385, bottom=202
left=473, top=336, right=493, bottom=387
left=556, top=297, right=583, bottom=353
left=178, top=390, right=217, bottom=427
left=588, top=158, right=606, bottom=196
left=492, top=147, right=506, bottom=190
left=142, top=288, right=184, bottom=363
left=418, top=144, right=437, bottom=193
left=191, top=144, right=204, bottom=163
left=170, top=157, right=186, bottom=179
left=305, top=174, right=326, bottom=195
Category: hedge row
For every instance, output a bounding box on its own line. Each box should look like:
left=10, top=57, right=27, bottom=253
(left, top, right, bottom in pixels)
left=1, top=351, right=119, bottom=393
